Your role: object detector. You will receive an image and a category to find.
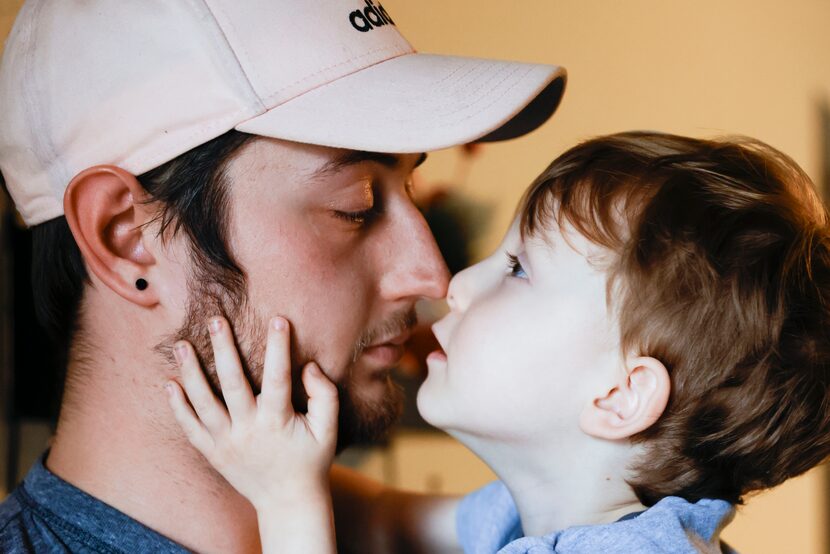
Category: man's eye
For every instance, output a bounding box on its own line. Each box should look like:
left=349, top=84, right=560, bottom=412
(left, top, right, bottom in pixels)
left=333, top=206, right=379, bottom=226
left=506, top=253, right=528, bottom=279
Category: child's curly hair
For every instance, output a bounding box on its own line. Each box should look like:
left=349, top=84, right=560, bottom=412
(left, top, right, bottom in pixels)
left=521, top=131, right=830, bottom=506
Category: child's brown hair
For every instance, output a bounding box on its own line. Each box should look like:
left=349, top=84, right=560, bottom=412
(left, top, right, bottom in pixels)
left=521, top=131, right=830, bottom=506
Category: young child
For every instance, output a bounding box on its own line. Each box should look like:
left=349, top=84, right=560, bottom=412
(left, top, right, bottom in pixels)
left=166, top=131, right=830, bottom=553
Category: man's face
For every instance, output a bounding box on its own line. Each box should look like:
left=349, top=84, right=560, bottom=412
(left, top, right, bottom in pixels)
left=176, top=138, right=449, bottom=449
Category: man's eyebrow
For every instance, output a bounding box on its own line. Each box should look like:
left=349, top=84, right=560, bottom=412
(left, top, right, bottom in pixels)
left=313, top=151, right=428, bottom=179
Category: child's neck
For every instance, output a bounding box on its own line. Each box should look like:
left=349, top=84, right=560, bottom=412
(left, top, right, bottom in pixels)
left=460, top=433, right=647, bottom=537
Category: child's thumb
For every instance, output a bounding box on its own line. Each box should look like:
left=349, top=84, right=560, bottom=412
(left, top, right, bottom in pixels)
left=302, top=362, right=339, bottom=441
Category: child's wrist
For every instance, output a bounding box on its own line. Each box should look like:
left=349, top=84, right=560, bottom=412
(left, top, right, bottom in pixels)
left=252, top=479, right=331, bottom=514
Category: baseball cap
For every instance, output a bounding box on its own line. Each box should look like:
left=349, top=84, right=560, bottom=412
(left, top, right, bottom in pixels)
left=0, top=0, right=566, bottom=226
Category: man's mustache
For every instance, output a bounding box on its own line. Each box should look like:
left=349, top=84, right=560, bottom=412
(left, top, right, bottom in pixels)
left=351, top=307, right=418, bottom=362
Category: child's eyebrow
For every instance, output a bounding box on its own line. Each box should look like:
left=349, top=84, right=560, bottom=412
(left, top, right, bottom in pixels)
left=522, top=225, right=559, bottom=252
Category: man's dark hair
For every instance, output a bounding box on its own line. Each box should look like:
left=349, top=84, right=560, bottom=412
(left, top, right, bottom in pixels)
left=31, top=130, right=255, bottom=365
left=521, top=131, right=830, bottom=506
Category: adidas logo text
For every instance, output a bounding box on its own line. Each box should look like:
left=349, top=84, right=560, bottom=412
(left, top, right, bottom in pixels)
left=349, top=0, right=395, bottom=32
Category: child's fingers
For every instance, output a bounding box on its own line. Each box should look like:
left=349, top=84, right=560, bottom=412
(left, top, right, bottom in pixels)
left=302, top=362, right=339, bottom=443
left=166, top=381, right=215, bottom=455
left=257, top=317, right=294, bottom=426
left=207, top=317, right=256, bottom=425
left=176, top=341, right=230, bottom=437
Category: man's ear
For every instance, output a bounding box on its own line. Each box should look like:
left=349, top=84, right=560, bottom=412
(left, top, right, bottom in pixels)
left=579, top=356, right=670, bottom=440
left=64, top=165, right=159, bottom=307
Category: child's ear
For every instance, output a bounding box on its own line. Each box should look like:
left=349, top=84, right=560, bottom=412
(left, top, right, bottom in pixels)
left=579, top=356, right=670, bottom=440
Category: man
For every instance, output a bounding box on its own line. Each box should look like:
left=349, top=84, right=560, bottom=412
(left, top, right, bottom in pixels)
left=0, top=1, right=565, bottom=552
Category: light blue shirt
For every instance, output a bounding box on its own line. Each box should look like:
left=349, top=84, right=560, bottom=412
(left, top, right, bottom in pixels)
left=457, top=481, right=736, bottom=553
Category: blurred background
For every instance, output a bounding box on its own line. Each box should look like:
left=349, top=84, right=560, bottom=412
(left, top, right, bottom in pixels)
left=2, top=1, right=830, bottom=552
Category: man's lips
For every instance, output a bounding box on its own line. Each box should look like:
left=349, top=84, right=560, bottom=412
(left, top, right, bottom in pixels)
left=362, top=344, right=405, bottom=368
left=361, top=331, right=411, bottom=366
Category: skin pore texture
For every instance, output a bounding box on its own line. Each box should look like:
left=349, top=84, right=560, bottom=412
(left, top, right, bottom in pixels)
left=418, top=218, right=669, bottom=537
left=47, top=137, right=449, bottom=554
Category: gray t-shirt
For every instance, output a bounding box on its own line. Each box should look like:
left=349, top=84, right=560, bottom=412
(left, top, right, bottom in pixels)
left=456, top=481, right=737, bottom=554
left=0, top=454, right=188, bottom=553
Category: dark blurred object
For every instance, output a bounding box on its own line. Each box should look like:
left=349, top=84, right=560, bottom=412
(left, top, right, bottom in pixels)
left=819, top=98, right=830, bottom=549
left=418, top=142, right=492, bottom=275
left=420, top=189, right=471, bottom=275
left=1, top=176, right=12, bottom=491
left=10, top=221, right=63, bottom=420
left=820, top=99, right=830, bottom=203
left=394, top=322, right=441, bottom=428
left=1, top=177, right=62, bottom=490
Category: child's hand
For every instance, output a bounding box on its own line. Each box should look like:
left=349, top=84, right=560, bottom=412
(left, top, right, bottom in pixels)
left=165, top=315, right=338, bottom=512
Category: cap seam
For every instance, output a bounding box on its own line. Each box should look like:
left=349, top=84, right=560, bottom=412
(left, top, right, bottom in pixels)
left=390, top=64, right=535, bottom=127
left=126, top=105, right=255, bottom=174
left=258, top=46, right=413, bottom=109
left=423, top=57, right=476, bottom=89
left=21, top=0, right=70, bottom=202
left=194, top=0, right=265, bottom=112
left=452, top=64, right=526, bottom=108
left=200, top=0, right=266, bottom=90
left=451, top=67, right=544, bottom=128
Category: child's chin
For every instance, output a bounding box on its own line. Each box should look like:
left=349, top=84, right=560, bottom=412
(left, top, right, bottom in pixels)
left=415, top=378, right=449, bottom=429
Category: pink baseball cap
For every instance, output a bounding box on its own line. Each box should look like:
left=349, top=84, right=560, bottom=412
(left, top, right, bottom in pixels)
left=0, top=0, right=566, bottom=226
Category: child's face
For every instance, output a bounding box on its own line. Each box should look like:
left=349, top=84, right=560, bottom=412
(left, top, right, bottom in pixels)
left=417, top=217, right=624, bottom=442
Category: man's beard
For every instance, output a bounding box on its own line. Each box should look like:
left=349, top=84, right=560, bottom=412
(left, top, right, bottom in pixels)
left=158, top=267, right=411, bottom=452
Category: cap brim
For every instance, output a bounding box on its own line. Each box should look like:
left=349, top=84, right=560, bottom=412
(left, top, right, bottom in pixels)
left=236, top=53, right=566, bottom=153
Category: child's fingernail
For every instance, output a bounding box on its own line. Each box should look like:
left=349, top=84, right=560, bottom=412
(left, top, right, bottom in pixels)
left=208, top=317, right=222, bottom=335
left=173, top=343, right=188, bottom=364
left=271, top=317, right=287, bottom=331
left=308, top=363, right=320, bottom=376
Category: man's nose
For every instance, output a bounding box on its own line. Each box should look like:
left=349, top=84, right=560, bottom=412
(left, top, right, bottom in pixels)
left=379, top=203, right=450, bottom=301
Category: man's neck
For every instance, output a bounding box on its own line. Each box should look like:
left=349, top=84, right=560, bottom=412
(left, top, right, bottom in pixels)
left=47, top=356, right=261, bottom=553
left=457, top=431, right=647, bottom=537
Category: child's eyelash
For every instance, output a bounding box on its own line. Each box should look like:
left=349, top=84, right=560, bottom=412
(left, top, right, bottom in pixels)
left=506, top=252, right=522, bottom=273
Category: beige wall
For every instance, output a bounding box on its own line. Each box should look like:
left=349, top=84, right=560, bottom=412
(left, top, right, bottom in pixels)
left=0, top=1, right=22, bottom=50
left=387, top=0, right=830, bottom=255
left=1, top=1, right=828, bottom=552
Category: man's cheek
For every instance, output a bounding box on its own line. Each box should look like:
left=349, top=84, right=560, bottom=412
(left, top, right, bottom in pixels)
left=289, top=323, right=352, bottom=383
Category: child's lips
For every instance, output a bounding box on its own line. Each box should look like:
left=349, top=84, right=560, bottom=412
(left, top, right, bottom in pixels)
left=426, top=348, right=447, bottom=364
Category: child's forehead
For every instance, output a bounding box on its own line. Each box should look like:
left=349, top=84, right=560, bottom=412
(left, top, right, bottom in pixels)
left=520, top=216, right=615, bottom=268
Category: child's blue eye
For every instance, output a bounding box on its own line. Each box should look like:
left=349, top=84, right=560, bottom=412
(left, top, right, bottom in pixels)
left=506, top=253, right=527, bottom=279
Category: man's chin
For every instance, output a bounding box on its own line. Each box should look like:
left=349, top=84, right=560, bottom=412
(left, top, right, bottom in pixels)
left=335, top=376, right=404, bottom=453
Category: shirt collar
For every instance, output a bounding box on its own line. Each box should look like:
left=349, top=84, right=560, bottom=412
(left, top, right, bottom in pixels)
left=17, top=452, right=189, bottom=553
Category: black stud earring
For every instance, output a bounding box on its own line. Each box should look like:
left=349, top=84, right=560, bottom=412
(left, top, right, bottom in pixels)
left=135, top=278, right=148, bottom=291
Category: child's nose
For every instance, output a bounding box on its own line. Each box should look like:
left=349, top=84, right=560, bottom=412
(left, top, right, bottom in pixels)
left=446, top=263, right=479, bottom=313
left=445, top=273, right=463, bottom=312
